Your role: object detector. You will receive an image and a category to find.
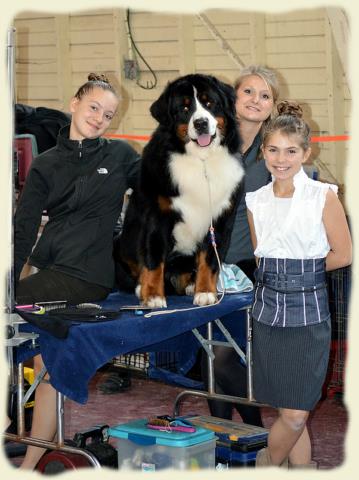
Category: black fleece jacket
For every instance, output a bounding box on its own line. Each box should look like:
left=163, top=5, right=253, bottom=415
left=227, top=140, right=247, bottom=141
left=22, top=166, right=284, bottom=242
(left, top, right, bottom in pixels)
left=15, top=125, right=140, bottom=288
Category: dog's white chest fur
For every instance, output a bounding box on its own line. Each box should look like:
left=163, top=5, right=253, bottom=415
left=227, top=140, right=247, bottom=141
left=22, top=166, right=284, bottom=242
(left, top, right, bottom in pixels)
left=169, top=146, right=243, bottom=255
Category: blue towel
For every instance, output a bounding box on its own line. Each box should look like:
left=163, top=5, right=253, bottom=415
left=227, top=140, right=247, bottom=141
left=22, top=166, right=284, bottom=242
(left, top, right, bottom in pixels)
left=17, top=291, right=254, bottom=404
left=217, top=263, right=253, bottom=293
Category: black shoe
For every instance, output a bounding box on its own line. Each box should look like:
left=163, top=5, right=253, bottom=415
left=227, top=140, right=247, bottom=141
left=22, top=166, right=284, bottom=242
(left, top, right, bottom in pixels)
left=97, top=372, right=131, bottom=394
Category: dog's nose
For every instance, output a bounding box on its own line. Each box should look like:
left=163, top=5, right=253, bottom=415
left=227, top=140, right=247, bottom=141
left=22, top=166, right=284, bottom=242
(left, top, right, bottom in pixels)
left=193, top=117, right=209, bottom=133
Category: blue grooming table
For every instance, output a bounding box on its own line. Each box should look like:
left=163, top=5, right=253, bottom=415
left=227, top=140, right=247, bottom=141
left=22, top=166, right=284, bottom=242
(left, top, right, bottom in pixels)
left=17, top=291, right=253, bottom=404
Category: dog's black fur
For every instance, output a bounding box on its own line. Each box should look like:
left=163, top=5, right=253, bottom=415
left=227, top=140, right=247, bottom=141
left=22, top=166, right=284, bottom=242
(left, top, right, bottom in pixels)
left=114, top=74, right=244, bottom=307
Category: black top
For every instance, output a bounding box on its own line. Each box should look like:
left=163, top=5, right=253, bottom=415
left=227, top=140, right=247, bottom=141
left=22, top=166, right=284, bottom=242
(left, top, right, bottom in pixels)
left=15, top=125, right=140, bottom=288
left=225, top=132, right=271, bottom=264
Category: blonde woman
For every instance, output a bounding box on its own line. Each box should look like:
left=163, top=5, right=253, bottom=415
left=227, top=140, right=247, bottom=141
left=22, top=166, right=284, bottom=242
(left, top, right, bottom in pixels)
left=202, top=65, right=279, bottom=425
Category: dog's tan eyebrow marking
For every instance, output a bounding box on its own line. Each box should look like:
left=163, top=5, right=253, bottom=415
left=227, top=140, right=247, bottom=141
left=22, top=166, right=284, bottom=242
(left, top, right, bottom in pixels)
left=216, top=116, right=226, bottom=131
left=183, top=97, right=191, bottom=106
left=176, top=124, right=188, bottom=141
left=158, top=195, right=172, bottom=212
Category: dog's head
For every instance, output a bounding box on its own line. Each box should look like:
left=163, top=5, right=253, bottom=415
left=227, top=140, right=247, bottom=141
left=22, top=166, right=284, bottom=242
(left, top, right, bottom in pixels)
left=150, top=74, right=240, bottom=153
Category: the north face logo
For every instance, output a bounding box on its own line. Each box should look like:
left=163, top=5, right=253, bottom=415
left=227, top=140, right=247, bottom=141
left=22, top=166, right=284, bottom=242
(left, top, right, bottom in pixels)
left=97, top=167, right=108, bottom=174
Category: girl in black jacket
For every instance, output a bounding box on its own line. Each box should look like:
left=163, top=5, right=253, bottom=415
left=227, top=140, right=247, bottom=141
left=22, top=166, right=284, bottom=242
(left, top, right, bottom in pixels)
left=15, top=73, right=140, bottom=469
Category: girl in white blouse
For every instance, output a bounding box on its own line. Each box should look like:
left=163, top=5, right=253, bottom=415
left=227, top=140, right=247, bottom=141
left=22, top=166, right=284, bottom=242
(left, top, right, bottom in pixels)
left=246, top=100, right=352, bottom=468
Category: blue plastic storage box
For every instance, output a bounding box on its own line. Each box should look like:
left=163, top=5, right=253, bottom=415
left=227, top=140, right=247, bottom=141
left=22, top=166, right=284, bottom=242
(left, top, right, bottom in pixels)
left=109, top=418, right=216, bottom=471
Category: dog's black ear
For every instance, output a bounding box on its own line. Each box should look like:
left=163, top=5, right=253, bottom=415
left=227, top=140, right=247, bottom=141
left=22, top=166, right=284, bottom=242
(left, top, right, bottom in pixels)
left=210, top=76, right=237, bottom=119
left=150, top=84, right=171, bottom=125
left=215, top=78, right=237, bottom=116
left=211, top=77, right=240, bottom=154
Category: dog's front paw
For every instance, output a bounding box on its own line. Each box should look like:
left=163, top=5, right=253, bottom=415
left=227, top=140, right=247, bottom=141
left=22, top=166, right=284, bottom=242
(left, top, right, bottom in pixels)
left=137, top=283, right=167, bottom=308
left=185, top=283, right=195, bottom=296
left=135, top=284, right=142, bottom=299
left=193, top=292, right=217, bottom=306
left=144, top=296, right=167, bottom=308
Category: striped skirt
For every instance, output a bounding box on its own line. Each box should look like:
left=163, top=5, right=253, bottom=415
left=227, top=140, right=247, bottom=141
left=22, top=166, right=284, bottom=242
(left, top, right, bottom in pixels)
left=252, top=319, right=331, bottom=409
left=251, top=258, right=331, bottom=410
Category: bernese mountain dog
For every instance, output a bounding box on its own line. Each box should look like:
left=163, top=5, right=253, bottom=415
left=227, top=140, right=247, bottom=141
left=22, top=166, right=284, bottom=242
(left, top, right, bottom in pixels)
left=114, top=74, right=244, bottom=308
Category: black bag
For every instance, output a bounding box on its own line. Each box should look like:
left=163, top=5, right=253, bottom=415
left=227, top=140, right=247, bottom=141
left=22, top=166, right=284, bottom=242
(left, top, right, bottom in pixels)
left=17, top=307, right=121, bottom=339
left=15, top=104, right=71, bottom=154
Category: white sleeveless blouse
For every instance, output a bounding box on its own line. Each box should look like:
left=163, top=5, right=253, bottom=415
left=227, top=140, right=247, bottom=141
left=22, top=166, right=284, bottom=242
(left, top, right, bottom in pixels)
left=245, top=168, right=338, bottom=259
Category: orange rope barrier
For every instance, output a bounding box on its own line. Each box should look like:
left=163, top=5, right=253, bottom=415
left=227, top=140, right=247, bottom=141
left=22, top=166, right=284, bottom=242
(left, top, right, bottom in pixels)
left=104, top=133, right=151, bottom=142
left=105, top=133, right=350, bottom=143
left=311, top=135, right=350, bottom=143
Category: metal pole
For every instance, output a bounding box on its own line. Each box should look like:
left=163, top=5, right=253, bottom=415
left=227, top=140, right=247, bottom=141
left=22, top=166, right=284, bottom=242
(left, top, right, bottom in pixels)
left=17, top=362, right=25, bottom=437
left=4, top=433, right=102, bottom=468
left=56, top=392, right=65, bottom=446
left=6, top=26, right=16, bottom=314
left=246, top=308, right=254, bottom=401
left=173, top=306, right=266, bottom=416
left=206, top=321, right=215, bottom=394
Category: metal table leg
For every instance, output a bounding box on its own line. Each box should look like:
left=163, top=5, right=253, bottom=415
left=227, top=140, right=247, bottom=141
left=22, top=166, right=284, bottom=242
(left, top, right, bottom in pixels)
left=4, top=368, right=102, bottom=468
left=4, top=328, right=102, bottom=468
left=173, top=306, right=265, bottom=416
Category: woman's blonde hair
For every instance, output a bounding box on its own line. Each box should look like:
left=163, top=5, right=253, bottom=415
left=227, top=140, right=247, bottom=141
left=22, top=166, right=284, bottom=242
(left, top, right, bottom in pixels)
left=235, top=65, right=280, bottom=160
left=234, top=64, right=280, bottom=110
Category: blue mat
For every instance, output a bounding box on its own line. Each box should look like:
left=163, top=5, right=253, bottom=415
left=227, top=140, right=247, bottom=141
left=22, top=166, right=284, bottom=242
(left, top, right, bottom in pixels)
left=17, top=291, right=253, bottom=404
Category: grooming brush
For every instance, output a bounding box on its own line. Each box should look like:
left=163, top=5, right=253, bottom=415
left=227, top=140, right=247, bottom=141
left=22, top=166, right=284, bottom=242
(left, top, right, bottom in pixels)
left=146, top=418, right=196, bottom=433
left=36, top=300, right=68, bottom=312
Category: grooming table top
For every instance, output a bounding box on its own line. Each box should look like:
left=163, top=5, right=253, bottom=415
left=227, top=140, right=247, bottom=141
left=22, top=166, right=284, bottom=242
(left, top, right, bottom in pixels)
left=18, top=291, right=253, bottom=404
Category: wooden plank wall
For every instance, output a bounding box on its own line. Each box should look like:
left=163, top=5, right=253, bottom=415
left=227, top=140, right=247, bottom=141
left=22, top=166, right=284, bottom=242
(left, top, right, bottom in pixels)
left=13, top=7, right=350, bottom=185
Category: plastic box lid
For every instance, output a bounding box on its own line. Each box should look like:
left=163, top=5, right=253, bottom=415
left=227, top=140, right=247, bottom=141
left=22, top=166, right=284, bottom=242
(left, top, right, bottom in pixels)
left=109, top=418, right=215, bottom=448
left=184, top=415, right=268, bottom=444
